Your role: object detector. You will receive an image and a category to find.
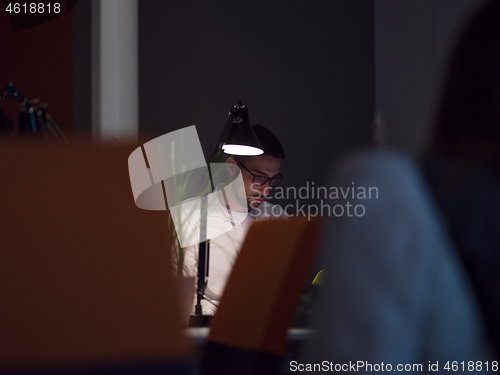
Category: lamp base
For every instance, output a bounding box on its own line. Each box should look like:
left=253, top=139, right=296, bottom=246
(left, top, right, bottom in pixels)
left=189, top=314, right=212, bottom=328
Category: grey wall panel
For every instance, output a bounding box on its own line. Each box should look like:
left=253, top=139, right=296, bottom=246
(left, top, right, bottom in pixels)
left=138, top=0, right=375, bottom=210
left=375, top=0, right=488, bottom=155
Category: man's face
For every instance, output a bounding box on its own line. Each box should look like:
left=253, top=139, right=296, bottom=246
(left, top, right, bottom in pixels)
left=230, top=155, right=282, bottom=211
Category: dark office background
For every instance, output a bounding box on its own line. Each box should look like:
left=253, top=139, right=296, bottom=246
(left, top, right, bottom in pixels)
left=0, top=2, right=73, bottom=136
left=137, top=0, right=375, bottom=211
left=71, top=0, right=375, bottom=211
left=3, top=0, right=487, bottom=209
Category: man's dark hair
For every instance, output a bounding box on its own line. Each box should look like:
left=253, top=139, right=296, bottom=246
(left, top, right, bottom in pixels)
left=251, top=124, right=286, bottom=159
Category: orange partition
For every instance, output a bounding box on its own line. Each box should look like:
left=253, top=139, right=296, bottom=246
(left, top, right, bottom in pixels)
left=208, top=216, right=323, bottom=356
left=0, top=142, right=191, bottom=372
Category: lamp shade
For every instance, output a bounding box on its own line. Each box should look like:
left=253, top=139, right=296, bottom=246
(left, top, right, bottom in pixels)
left=222, top=102, right=263, bottom=156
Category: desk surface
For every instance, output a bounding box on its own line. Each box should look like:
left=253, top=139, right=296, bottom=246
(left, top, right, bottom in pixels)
left=185, top=327, right=313, bottom=345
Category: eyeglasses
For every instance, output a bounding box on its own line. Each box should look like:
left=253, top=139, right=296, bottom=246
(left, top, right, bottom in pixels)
left=236, top=161, right=284, bottom=187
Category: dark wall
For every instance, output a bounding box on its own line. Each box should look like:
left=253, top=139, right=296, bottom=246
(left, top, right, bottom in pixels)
left=72, top=0, right=91, bottom=138
left=375, top=0, right=488, bottom=155
left=139, top=0, right=375, bottom=209
left=0, top=3, right=73, bottom=136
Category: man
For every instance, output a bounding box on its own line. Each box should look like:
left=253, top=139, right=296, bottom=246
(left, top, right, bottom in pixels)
left=174, top=124, right=286, bottom=315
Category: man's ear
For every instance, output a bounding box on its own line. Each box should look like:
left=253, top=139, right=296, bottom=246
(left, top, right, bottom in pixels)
left=226, top=158, right=238, bottom=177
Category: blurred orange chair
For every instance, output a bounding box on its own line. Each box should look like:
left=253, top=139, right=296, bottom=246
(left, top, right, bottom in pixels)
left=201, top=217, right=323, bottom=375
left=0, top=142, right=194, bottom=374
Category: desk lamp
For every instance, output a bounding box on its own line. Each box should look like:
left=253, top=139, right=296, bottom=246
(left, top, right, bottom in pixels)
left=193, top=101, right=263, bottom=324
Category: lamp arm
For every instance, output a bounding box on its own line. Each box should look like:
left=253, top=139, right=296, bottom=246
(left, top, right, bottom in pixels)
left=207, top=109, right=234, bottom=164
left=194, top=103, right=237, bottom=323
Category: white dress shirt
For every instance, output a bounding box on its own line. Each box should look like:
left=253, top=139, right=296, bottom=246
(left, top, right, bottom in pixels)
left=172, top=186, right=286, bottom=315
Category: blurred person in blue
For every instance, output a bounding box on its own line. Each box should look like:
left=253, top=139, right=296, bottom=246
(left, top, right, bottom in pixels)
left=299, top=2, right=498, bottom=373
